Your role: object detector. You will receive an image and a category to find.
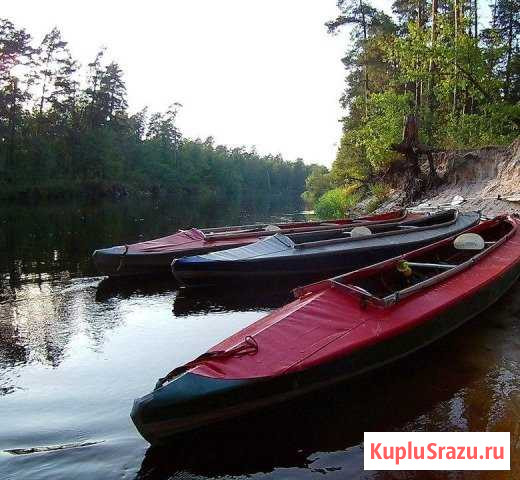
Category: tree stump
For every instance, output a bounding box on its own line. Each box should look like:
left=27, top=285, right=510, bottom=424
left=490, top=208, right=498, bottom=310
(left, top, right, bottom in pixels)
left=390, top=115, right=440, bottom=202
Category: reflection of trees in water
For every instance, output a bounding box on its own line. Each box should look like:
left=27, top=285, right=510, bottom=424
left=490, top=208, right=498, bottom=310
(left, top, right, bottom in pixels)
left=0, top=309, right=27, bottom=367
left=0, top=282, right=77, bottom=368
left=95, top=277, right=178, bottom=302
left=82, top=301, right=125, bottom=352
left=0, top=278, right=126, bottom=376
left=0, top=198, right=283, bottom=395
left=172, top=281, right=297, bottom=317
left=0, top=199, right=283, bottom=284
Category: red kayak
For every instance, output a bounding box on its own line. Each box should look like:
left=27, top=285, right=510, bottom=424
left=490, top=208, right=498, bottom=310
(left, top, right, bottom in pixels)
left=93, top=209, right=412, bottom=277
left=131, top=214, right=520, bottom=444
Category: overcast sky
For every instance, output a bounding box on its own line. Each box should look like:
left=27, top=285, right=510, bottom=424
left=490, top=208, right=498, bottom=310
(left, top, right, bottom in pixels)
left=2, top=1, right=448, bottom=167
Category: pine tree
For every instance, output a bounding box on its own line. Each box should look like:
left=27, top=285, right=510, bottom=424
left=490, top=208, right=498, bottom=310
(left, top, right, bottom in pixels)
left=34, top=28, right=71, bottom=117
left=0, top=19, right=34, bottom=179
left=326, top=0, right=378, bottom=115
left=493, top=0, right=520, bottom=100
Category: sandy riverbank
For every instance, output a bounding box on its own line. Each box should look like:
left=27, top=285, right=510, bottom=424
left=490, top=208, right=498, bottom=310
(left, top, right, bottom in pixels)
left=375, top=138, right=520, bottom=217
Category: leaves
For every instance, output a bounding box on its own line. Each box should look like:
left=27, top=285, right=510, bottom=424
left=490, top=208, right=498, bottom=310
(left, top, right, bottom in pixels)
left=304, top=0, right=519, bottom=210
left=0, top=18, right=314, bottom=210
left=314, top=186, right=362, bottom=219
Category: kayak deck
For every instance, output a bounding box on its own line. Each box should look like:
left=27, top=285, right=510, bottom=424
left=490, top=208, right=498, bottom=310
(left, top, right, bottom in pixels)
left=172, top=210, right=481, bottom=286
left=192, top=216, right=519, bottom=380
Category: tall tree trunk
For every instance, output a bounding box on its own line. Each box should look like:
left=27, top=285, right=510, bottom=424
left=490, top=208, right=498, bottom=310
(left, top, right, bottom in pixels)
left=89, top=79, right=99, bottom=128
left=474, top=0, right=478, bottom=38
left=7, top=78, right=18, bottom=183
left=360, top=0, right=369, bottom=117
left=427, top=0, right=438, bottom=138
left=415, top=0, right=423, bottom=111
left=428, top=0, right=438, bottom=99
left=39, top=83, right=46, bottom=116
left=39, top=50, right=53, bottom=117
left=453, top=0, right=459, bottom=115
left=504, top=10, right=514, bottom=99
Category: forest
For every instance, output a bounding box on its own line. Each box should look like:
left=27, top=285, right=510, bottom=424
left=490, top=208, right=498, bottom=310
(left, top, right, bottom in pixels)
left=0, top=19, right=311, bottom=213
left=304, top=0, right=519, bottom=218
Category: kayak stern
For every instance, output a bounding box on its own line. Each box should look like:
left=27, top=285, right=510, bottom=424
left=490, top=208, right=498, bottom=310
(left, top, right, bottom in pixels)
left=92, top=246, right=128, bottom=276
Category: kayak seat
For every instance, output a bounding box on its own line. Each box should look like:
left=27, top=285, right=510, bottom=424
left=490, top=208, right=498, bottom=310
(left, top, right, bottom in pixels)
left=454, top=233, right=485, bottom=251
left=350, top=226, right=372, bottom=238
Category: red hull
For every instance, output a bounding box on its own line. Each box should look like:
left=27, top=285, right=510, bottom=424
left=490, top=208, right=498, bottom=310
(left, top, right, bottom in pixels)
left=125, top=209, right=410, bottom=255
left=191, top=215, right=520, bottom=380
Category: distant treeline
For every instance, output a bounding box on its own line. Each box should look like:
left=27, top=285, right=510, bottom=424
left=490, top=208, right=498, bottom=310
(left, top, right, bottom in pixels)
left=0, top=19, right=312, bottom=212
left=303, top=0, right=520, bottom=218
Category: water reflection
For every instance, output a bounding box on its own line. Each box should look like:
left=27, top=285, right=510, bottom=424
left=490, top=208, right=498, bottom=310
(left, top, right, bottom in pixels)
left=0, top=200, right=519, bottom=479
left=95, top=277, right=179, bottom=302
left=172, top=280, right=302, bottom=317
left=0, top=199, right=276, bottom=288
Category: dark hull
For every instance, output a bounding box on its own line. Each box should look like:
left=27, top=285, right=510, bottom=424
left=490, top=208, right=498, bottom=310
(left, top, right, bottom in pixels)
left=131, top=260, right=520, bottom=444
left=92, top=248, right=177, bottom=277
left=172, top=212, right=480, bottom=287
left=93, top=211, right=410, bottom=278
left=92, top=244, right=245, bottom=278
left=172, top=242, right=435, bottom=287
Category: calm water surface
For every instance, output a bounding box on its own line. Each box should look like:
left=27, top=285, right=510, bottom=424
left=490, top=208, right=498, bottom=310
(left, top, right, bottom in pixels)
left=1, top=200, right=519, bottom=479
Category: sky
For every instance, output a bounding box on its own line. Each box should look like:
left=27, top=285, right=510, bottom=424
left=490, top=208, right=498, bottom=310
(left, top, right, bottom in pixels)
left=3, top=0, right=434, bottom=167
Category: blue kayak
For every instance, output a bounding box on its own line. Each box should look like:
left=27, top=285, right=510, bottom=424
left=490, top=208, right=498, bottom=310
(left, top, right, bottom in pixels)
left=172, top=210, right=481, bottom=287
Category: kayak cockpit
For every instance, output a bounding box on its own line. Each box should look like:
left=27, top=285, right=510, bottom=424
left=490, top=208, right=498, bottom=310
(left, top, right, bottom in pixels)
left=303, top=215, right=517, bottom=307
left=289, top=209, right=459, bottom=249
left=201, top=210, right=409, bottom=241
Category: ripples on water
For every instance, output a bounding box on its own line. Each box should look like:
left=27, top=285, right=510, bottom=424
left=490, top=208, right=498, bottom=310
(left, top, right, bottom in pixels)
left=0, top=201, right=519, bottom=479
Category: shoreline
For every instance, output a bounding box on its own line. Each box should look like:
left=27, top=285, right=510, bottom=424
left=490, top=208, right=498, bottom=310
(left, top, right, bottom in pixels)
left=375, top=139, right=520, bottom=217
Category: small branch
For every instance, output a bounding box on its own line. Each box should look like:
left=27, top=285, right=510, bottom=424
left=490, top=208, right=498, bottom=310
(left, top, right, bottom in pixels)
left=344, top=175, right=374, bottom=186
left=455, top=63, right=496, bottom=103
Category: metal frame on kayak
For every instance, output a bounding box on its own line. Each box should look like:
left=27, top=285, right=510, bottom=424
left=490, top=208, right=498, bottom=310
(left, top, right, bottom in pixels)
left=198, top=209, right=408, bottom=235
left=202, top=210, right=410, bottom=241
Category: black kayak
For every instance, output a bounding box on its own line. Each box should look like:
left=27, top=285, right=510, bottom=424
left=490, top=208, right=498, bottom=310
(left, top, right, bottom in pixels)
left=171, top=210, right=481, bottom=287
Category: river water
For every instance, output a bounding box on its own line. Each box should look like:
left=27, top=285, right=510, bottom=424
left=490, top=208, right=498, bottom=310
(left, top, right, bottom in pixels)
left=1, top=200, right=519, bottom=479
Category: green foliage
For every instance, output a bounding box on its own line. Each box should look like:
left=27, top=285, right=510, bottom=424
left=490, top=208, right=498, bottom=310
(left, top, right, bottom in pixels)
left=436, top=103, right=520, bottom=148
left=314, top=186, right=362, bottom=219
left=365, top=182, right=391, bottom=212
left=349, top=92, right=412, bottom=171
left=328, top=92, right=411, bottom=190
left=0, top=21, right=313, bottom=212
left=301, top=165, right=333, bottom=207
left=305, top=0, right=520, bottom=212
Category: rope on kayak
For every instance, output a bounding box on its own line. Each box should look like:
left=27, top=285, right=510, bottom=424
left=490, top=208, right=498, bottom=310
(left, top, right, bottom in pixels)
left=154, top=336, right=259, bottom=390
left=179, top=229, right=200, bottom=240
left=116, top=245, right=129, bottom=272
